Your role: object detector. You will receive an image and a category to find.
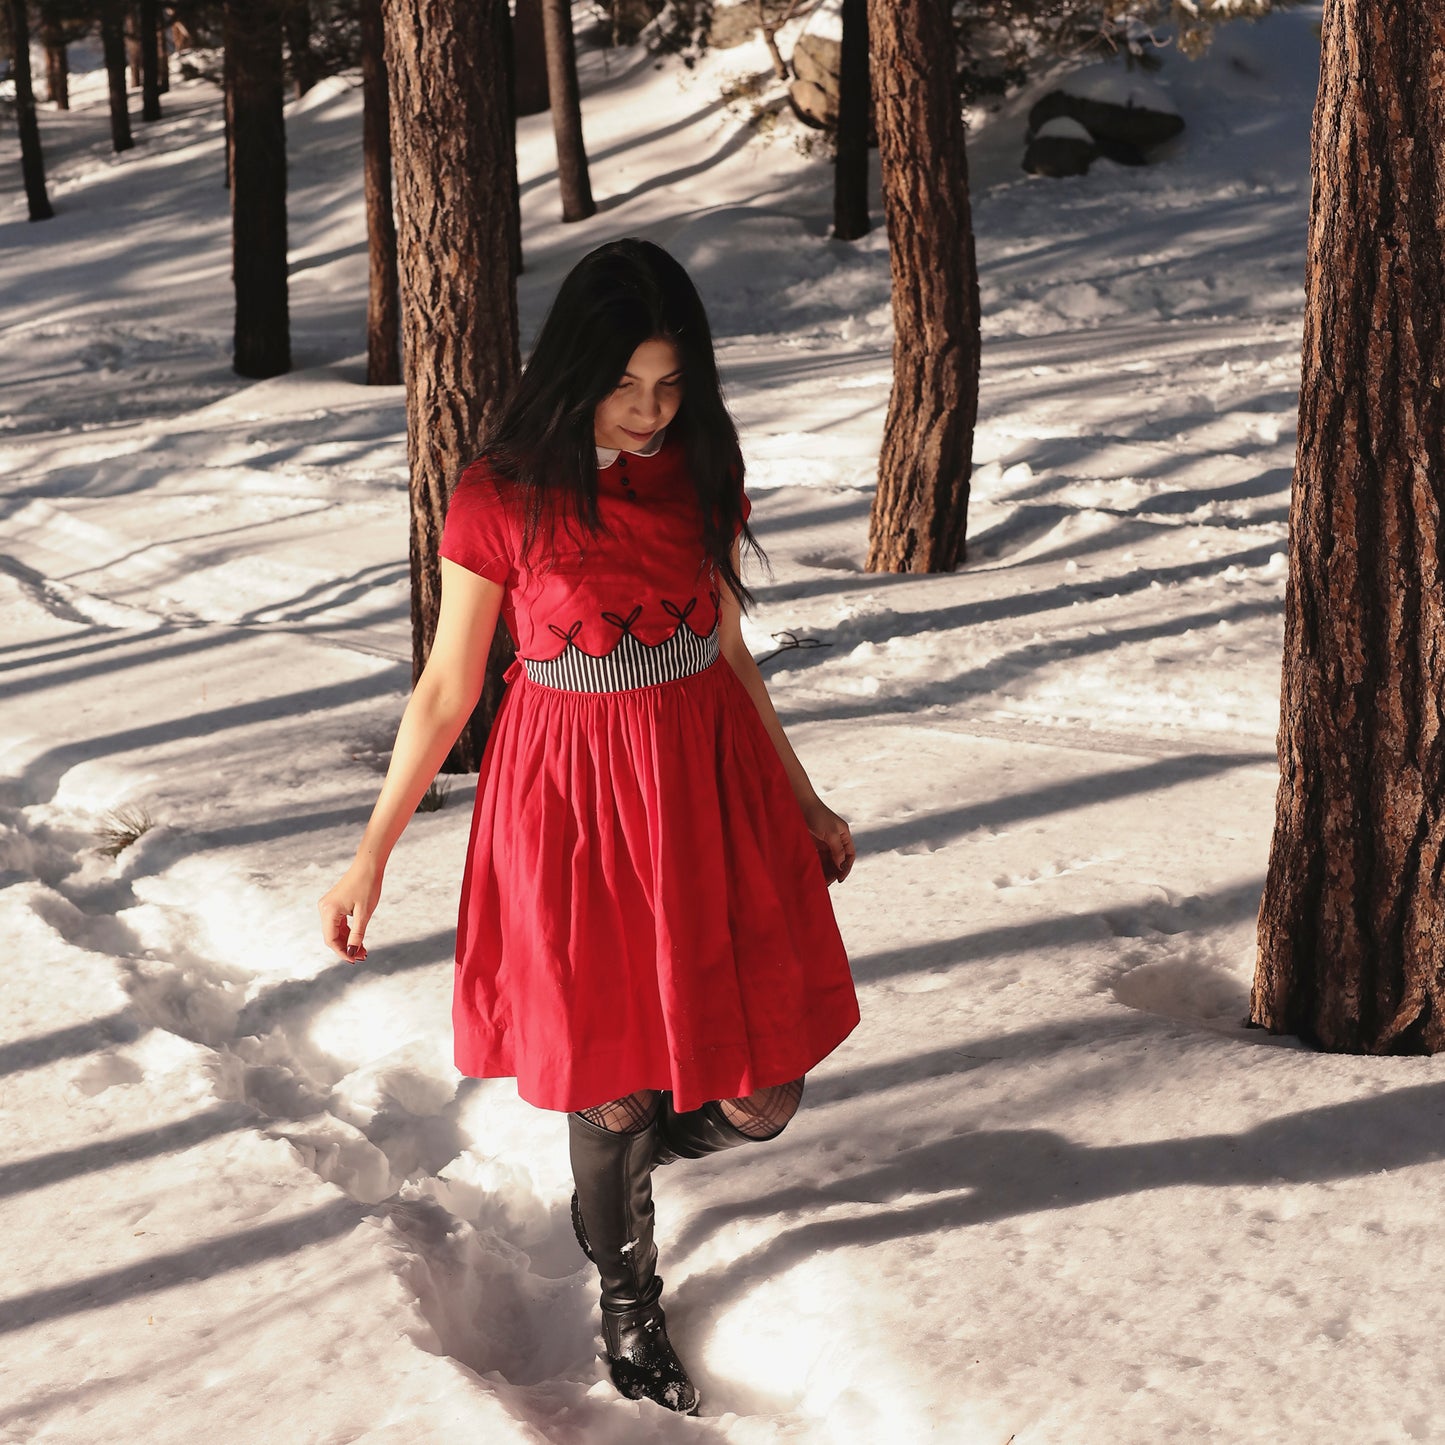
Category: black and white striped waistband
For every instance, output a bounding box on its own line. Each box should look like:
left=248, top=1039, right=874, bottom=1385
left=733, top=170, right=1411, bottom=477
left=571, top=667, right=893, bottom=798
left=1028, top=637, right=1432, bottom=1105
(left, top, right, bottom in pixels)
left=521, top=625, right=720, bottom=693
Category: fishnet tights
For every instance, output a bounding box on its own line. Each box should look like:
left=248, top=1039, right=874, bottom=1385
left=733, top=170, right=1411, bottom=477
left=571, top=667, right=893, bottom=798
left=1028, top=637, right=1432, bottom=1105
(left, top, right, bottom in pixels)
left=577, top=1079, right=805, bottom=1138
left=577, top=1090, right=659, bottom=1134
left=717, top=1077, right=805, bottom=1138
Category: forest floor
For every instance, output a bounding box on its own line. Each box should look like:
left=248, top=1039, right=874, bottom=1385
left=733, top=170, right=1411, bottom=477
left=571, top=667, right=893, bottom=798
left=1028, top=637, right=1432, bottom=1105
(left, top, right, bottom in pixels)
left=8, top=5, right=1444, bottom=1443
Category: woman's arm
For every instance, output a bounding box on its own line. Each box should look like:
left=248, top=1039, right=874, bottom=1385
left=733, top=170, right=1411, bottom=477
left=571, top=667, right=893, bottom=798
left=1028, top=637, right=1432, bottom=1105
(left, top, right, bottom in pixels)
left=717, top=542, right=856, bottom=882
left=318, top=559, right=505, bottom=959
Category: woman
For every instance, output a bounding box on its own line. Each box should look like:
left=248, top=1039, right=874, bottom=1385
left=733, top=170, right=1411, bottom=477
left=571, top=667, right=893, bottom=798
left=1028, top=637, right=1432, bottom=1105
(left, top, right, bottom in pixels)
left=319, top=238, right=859, bottom=1414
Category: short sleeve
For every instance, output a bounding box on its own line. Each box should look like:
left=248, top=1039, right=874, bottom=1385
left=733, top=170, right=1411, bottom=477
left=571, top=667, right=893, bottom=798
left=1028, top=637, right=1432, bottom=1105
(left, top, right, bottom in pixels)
left=440, top=463, right=513, bottom=585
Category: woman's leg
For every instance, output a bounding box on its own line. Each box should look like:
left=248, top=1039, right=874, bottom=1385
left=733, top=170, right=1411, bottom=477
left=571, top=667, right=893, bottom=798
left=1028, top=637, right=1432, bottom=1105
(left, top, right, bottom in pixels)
left=567, top=1089, right=658, bottom=1266
left=567, top=1080, right=804, bottom=1411
left=576, top=1089, right=659, bottom=1135
left=655, top=1075, right=806, bottom=1164
left=716, top=1077, right=805, bottom=1139
left=568, top=1090, right=698, bottom=1414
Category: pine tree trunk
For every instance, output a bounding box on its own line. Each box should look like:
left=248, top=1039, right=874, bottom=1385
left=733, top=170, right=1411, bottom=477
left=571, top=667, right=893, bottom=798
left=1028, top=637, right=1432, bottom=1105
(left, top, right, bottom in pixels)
left=1252, top=0, right=1445, bottom=1053
left=43, top=47, right=69, bottom=108
left=539, top=0, right=595, bottom=223
left=222, top=37, right=235, bottom=188
left=139, top=0, right=162, bottom=119
left=503, top=0, right=523, bottom=278
left=225, top=0, right=290, bottom=379
left=832, top=0, right=869, bottom=241
left=360, top=0, right=400, bottom=386
left=384, top=0, right=521, bottom=770
left=156, top=9, right=169, bottom=93
left=284, top=0, right=320, bottom=98
left=513, top=0, right=548, bottom=116
left=865, top=0, right=979, bottom=573
left=126, top=17, right=141, bottom=87
left=41, top=12, right=69, bottom=109
left=8, top=0, right=55, bottom=221
left=101, top=1, right=134, bottom=153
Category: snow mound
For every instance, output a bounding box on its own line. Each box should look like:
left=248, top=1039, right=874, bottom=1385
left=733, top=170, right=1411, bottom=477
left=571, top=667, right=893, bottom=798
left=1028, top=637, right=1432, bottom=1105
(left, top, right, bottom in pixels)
left=1112, top=956, right=1253, bottom=1032
left=1057, top=64, right=1180, bottom=115
left=1035, top=116, right=1096, bottom=144
left=289, top=72, right=356, bottom=116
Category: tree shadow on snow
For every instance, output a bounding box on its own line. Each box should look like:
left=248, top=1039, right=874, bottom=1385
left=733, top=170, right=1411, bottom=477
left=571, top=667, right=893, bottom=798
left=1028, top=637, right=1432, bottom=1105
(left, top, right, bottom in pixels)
left=858, top=750, right=1271, bottom=856
left=518, top=91, right=735, bottom=199
left=674, top=1080, right=1445, bottom=1324
left=0, top=1103, right=250, bottom=1205
left=0, top=1194, right=367, bottom=1337
left=0, top=1009, right=148, bottom=1081
left=840, top=877, right=1265, bottom=994
left=762, top=537, right=1286, bottom=692
left=595, top=100, right=790, bottom=217
left=11, top=665, right=409, bottom=806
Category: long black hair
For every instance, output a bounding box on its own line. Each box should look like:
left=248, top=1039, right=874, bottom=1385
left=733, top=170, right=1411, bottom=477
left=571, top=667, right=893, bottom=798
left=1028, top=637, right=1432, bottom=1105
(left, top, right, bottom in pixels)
left=483, top=238, right=760, bottom=606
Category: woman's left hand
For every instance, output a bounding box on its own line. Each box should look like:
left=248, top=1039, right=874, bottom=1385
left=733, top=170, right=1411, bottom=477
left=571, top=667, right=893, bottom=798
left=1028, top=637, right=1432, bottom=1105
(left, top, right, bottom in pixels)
left=802, top=796, right=856, bottom=885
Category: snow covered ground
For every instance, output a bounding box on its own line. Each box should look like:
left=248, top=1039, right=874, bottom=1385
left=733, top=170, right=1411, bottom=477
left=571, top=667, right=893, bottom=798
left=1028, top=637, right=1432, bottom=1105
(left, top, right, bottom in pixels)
left=9, top=6, right=1445, bottom=1441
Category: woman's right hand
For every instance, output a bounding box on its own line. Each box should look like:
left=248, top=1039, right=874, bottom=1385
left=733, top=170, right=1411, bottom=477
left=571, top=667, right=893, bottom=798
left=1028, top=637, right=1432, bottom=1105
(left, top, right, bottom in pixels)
left=318, top=861, right=382, bottom=963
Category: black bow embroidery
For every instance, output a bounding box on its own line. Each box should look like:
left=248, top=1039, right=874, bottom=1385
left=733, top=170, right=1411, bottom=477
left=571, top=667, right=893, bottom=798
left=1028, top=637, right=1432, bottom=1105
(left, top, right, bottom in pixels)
left=660, top=597, right=698, bottom=626
left=600, top=605, right=644, bottom=637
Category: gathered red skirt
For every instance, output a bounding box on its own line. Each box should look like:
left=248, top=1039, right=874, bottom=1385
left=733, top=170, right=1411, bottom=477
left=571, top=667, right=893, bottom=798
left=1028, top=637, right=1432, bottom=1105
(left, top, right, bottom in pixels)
left=451, top=655, right=860, bottom=1113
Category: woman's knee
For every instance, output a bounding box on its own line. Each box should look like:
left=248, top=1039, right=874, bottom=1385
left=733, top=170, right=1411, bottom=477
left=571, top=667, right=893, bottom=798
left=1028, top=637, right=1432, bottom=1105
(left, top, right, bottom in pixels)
left=575, top=1089, right=660, bottom=1134
left=717, top=1076, right=805, bottom=1140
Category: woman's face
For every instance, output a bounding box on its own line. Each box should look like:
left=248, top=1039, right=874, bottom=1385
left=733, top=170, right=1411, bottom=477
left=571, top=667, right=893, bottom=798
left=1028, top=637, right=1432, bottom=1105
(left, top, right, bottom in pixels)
left=593, top=337, right=685, bottom=452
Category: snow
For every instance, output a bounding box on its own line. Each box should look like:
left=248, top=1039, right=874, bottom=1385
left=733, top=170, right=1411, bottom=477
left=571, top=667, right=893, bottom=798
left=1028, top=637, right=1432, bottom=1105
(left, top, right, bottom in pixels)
left=1053, top=65, right=1181, bottom=116
left=1033, top=117, right=1097, bottom=144
left=8, top=7, right=1442, bottom=1443
left=794, top=0, right=844, bottom=45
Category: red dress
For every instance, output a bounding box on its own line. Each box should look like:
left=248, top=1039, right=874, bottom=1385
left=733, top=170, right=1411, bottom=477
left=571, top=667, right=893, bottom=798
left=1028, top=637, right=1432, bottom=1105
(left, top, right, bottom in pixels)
left=438, top=435, right=859, bottom=1112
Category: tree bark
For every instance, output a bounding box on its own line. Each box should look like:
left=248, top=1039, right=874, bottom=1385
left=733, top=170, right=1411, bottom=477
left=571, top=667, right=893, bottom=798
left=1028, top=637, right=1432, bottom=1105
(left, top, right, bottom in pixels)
left=156, top=6, right=169, bottom=93
left=1252, top=1, right=1445, bottom=1053
left=101, top=0, right=134, bottom=153
left=539, top=0, right=595, bottom=222
left=513, top=0, right=548, bottom=116
left=8, top=0, right=55, bottom=221
left=40, top=11, right=69, bottom=109
left=225, top=0, right=290, bottom=379
left=222, top=35, right=235, bottom=187
left=126, top=15, right=141, bottom=87
left=283, top=0, right=321, bottom=98
left=865, top=0, right=979, bottom=573
left=832, top=0, right=869, bottom=241
left=360, top=0, right=400, bottom=386
left=384, top=0, right=521, bottom=769
left=503, top=0, right=523, bottom=278
left=139, top=0, right=162, bottom=119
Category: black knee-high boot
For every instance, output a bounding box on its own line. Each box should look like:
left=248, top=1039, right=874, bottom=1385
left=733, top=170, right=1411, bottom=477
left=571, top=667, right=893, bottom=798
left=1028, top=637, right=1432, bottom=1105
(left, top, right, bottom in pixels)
left=570, top=1092, right=793, bottom=1261
left=653, top=1094, right=760, bottom=1167
left=568, top=1110, right=699, bottom=1414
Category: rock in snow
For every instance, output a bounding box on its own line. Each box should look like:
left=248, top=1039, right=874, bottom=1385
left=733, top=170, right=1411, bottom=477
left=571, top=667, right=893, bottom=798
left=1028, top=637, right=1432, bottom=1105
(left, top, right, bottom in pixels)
left=789, top=76, right=838, bottom=131
left=1024, top=116, right=1102, bottom=177
left=1026, top=63, right=1186, bottom=173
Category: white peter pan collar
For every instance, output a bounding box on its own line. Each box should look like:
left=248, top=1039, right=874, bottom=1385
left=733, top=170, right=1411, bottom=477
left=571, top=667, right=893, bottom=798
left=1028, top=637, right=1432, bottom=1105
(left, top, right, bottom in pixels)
left=596, top=426, right=667, bottom=468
